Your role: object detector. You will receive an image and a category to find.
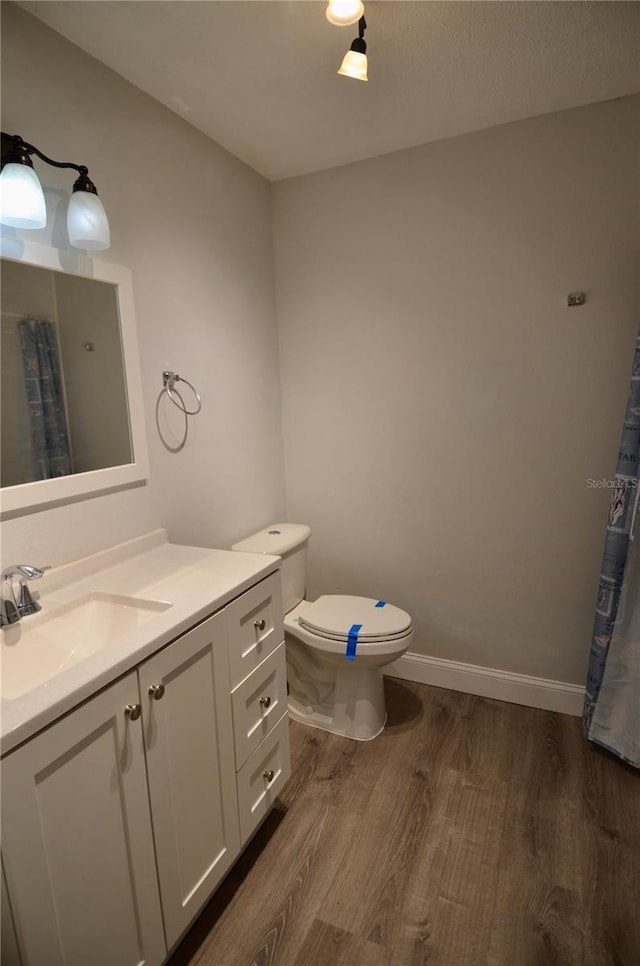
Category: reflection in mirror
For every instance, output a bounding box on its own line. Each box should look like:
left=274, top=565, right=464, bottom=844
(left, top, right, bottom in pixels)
left=1, top=259, right=132, bottom=487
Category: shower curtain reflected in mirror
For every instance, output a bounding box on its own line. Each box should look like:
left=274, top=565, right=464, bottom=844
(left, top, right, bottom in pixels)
left=18, top=318, right=72, bottom=480
left=584, top=331, right=640, bottom=768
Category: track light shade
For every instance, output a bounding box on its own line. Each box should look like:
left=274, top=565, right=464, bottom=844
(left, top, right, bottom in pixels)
left=325, top=0, right=364, bottom=27
left=337, top=48, right=368, bottom=81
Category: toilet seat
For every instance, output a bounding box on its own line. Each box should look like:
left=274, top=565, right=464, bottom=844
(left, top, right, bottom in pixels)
left=297, top=595, right=412, bottom=643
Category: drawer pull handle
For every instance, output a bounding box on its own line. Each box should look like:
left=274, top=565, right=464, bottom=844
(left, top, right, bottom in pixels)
left=263, top=769, right=275, bottom=783
left=125, top=703, right=142, bottom=721
left=254, top=619, right=266, bottom=631
left=260, top=695, right=271, bottom=708
left=149, top=684, right=165, bottom=701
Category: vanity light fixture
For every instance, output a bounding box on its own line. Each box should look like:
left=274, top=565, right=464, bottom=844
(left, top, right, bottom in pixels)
left=338, top=16, right=368, bottom=82
left=325, top=0, right=364, bottom=27
left=0, top=132, right=110, bottom=251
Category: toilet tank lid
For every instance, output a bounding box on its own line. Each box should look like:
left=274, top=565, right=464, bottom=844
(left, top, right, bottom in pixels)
left=231, top=523, right=311, bottom=556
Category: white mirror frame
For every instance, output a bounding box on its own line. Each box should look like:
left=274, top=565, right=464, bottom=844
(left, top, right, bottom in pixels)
left=0, top=239, right=149, bottom=516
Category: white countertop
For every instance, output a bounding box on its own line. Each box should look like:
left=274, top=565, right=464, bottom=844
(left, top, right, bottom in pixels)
left=0, top=530, right=280, bottom=755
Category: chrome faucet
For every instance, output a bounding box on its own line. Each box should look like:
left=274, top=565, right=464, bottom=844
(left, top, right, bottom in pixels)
left=1, top=564, right=50, bottom=627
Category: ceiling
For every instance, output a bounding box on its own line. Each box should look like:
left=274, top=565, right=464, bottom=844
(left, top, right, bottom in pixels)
left=18, top=1, right=640, bottom=181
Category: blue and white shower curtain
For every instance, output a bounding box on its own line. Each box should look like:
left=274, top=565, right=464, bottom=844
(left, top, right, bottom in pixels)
left=18, top=318, right=72, bottom=480
left=584, top=331, right=640, bottom=768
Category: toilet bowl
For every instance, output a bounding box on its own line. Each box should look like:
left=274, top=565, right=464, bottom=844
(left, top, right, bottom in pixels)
left=285, top=596, right=413, bottom=740
left=231, top=524, right=413, bottom=741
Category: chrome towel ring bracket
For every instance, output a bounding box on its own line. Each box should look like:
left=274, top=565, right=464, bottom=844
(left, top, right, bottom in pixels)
left=162, top=371, right=202, bottom=415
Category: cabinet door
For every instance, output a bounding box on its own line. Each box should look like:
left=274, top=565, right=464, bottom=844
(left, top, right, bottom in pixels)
left=1, top=673, right=165, bottom=966
left=1, top=859, right=21, bottom=966
left=139, top=611, right=241, bottom=950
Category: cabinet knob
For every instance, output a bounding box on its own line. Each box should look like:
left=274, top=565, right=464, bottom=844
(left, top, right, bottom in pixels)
left=149, top=683, right=165, bottom=701
left=254, top=619, right=266, bottom=631
left=125, top=703, right=142, bottom=721
left=263, top=769, right=275, bottom=783
left=259, top=695, right=271, bottom=709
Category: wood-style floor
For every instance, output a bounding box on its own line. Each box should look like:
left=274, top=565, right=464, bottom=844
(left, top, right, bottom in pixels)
left=167, top=679, right=640, bottom=966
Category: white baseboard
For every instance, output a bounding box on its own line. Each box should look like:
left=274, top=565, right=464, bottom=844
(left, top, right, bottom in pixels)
left=385, top=652, right=585, bottom=717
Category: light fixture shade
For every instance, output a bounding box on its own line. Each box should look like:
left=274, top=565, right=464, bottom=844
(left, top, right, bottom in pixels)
left=338, top=49, right=368, bottom=81
left=0, top=162, right=46, bottom=229
left=326, top=0, right=364, bottom=26
left=67, top=190, right=110, bottom=251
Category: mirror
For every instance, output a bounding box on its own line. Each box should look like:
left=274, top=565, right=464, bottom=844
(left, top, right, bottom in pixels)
left=0, top=240, right=148, bottom=516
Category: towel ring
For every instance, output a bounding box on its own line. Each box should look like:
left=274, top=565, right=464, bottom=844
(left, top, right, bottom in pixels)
left=162, top=371, right=202, bottom=415
left=155, top=385, right=189, bottom=452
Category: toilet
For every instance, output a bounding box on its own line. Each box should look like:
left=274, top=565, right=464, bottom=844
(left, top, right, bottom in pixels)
left=231, top=524, right=413, bottom=741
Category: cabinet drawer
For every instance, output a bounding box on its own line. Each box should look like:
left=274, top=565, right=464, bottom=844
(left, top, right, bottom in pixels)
left=231, top=642, right=287, bottom=769
left=236, top=715, right=291, bottom=844
left=226, top=573, right=284, bottom=688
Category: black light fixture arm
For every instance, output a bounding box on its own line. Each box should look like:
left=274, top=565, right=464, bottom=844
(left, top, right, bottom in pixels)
left=348, top=15, right=367, bottom=55
left=1, top=132, right=96, bottom=192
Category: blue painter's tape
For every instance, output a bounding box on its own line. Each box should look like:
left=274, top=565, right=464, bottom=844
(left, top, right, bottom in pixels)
left=346, top=623, right=362, bottom=661
left=375, top=600, right=386, bottom=607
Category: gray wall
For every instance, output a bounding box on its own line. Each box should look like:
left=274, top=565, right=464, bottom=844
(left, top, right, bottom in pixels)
left=1, top=4, right=286, bottom=565
left=3, top=4, right=638, bottom=687
left=273, top=96, right=640, bottom=685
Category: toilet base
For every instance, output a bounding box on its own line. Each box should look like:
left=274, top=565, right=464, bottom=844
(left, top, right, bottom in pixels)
left=288, top=701, right=387, bottom=742
left=287, top=640, right=387, bottom=741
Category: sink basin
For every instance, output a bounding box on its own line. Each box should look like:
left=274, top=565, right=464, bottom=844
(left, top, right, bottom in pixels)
left=0, top=593, right=172, bottom=699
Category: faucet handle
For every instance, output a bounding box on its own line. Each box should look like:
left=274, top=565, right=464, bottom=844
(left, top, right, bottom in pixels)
left=1, top=564, right=51, bottom=583
left=18, top=581, right=41, bottom=616
left=21, top=564, right=51, bottom=580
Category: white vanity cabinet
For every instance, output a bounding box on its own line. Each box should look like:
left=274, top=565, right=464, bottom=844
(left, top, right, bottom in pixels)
left=1, top=672, right=166, bottom=966
left=1, top=569, right=289, bottom=966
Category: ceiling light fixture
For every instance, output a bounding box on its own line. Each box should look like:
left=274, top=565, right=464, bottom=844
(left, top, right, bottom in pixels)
left=0, top=132, right=111, bottom=251
left=325, top=0, right=364, bottom=27
left=338, top=16, right=368, bottom=82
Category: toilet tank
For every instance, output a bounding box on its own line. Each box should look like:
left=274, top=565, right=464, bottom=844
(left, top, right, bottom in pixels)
left=230, top=524, right=311, bottom=614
